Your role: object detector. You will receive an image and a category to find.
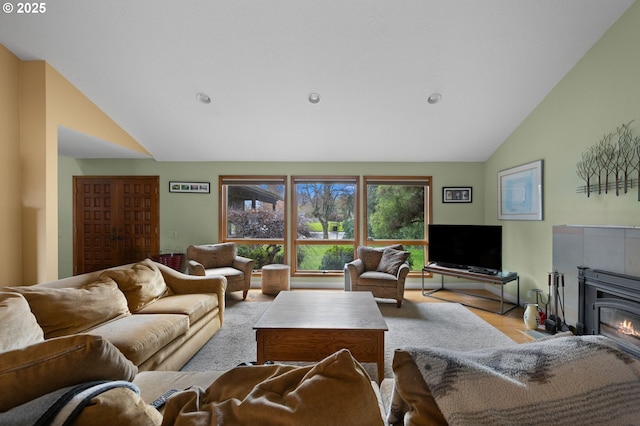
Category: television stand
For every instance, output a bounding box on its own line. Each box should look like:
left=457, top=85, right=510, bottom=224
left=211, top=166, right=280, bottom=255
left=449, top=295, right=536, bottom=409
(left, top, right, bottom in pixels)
left=422, top=264, right=519, bottom=315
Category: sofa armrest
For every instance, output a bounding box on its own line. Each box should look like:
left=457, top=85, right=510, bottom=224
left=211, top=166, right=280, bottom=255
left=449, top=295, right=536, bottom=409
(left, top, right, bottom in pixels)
left=156, top=263, right=227, bottom=323
left=232, top=255, right=255, bottom=274
left=158, top=263, right=227, bottom=295
left=396, top=263, right=410, bottom=279
left=345, top=259, right=364, bottom=285
left=396, top=263, right=410, bottom=289
left=187, top=260, right=206, bottom=276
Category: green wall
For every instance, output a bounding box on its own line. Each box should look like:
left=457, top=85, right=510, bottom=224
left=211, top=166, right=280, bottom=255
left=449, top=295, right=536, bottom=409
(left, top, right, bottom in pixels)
left=58, top=159, right=485, bottom=281
left=484, top=1, right=640, bottom=303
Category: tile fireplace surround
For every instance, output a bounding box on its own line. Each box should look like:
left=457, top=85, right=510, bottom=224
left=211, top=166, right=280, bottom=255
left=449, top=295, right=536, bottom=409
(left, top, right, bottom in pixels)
left=553, top=225, right=640, bottom=326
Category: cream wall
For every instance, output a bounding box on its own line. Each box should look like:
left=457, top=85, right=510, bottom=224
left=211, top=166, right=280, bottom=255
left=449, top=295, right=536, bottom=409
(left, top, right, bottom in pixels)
left=0, top=45, right=22, bottom=285
left=57, top=159, right=486, bottom=281
left=484, top=1, right=640, bottom=304
left=0, top=45, right=150, bottom=285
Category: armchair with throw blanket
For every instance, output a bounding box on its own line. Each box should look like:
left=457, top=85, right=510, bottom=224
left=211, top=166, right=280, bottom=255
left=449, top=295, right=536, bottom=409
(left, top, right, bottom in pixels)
left=187, top=243, right=255, bottom=300
left=345, top=245, right=410, bottom=308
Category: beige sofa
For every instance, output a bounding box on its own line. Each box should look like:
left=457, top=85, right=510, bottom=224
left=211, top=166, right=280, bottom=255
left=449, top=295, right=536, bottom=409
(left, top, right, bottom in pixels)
left=2, top=259, right=226, bottom=373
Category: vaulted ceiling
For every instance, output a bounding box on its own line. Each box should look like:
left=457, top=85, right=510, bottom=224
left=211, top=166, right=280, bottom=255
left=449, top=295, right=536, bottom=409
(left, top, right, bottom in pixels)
left=0, top=0, right=634, bottom=161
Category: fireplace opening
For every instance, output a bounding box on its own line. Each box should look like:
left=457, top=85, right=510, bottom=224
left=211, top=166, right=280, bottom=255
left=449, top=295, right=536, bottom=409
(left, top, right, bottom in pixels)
left=578, top=267, right=640, bottom=358
left=599, top=305, right=640, bottom=355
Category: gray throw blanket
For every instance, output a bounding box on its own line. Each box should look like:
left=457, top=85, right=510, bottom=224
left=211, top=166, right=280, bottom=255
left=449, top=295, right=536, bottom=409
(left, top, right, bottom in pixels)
left=406, top=335, right=640, bottom=425
left=0, top=380, right=139, bottom=426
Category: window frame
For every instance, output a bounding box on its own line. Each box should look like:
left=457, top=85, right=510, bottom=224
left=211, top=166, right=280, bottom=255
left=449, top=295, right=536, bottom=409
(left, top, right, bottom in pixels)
left=363, top=176, right=432, bottom=275
left=219, top=175, right=287, bottom=272
left=291, top=175, right=360, bottom=277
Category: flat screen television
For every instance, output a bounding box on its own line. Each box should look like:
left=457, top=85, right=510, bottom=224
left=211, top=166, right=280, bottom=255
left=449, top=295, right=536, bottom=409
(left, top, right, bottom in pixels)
left=428, top=224, right=502, bottom=274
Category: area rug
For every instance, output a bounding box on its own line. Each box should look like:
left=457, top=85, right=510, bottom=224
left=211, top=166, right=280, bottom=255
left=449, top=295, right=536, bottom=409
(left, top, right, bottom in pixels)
left=181, top=298, right=516, bottom=380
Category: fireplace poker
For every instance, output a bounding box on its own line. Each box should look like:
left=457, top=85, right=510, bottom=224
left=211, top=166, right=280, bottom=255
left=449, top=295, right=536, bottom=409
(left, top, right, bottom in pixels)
left=554, top=271, right=560, bottom=332
left=561, top=273, right=566, bottom=325
left=544, top=271, right=565, bottom=334
left=547, top=273, right=551, bottom=318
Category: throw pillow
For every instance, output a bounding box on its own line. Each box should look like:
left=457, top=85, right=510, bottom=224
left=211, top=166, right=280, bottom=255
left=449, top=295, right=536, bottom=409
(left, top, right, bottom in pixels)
left=400, top=335, right=640, bottom=425
left=72, top=386, right=162, bottom=426
left=388, top=349, right=446, bottom=426
left=0, top=292, right=44, bottom=352
left=0, top=334, right=138, bottom=412
left=7, top=279, right=130, bottom=338
left=161, top=349, right=385, bottom=425
left=101, top=259, right=167, bottom=312
left=357, top=244, right=404, bottom=271
left=377, top=248, right=410, bottom=275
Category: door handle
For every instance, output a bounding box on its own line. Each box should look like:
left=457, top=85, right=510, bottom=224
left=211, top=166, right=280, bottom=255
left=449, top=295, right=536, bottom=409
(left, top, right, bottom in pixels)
left=110, top=227, right=123, bottom=241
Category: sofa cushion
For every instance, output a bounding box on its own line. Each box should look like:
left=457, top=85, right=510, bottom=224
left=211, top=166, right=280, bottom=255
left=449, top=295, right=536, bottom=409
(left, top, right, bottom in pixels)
left=204, top=267, right=244, bottom=284
left=133, top=370, right=226, bottom=405
left=0, top=292, right=44, bottom=352
left=7, top=279, right=130, bottom=338
left=357, top=244, right=404, bottom=271
left=358, top=271, right=401, bottom=287
left=377, top=248, right=409, bottom=275
left=0, top=334, right=137, bottom=412
left=393, top=335, right=640, bottom=425
left=101, top=259, right=167, bottom=312
left=161, top=348, right=384, bottom=425
left=87, top=314, right=189, bottom=366
left=136, top=293, right=219, bottom=324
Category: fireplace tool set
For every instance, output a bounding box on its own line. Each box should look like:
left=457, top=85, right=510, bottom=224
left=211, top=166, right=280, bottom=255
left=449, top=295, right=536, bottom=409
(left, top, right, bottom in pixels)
left=542, top=271, right=571, bottom=334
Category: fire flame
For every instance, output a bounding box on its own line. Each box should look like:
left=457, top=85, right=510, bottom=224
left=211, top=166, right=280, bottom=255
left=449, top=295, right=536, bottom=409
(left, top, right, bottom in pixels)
left=618, top=319, right=640, bottom=337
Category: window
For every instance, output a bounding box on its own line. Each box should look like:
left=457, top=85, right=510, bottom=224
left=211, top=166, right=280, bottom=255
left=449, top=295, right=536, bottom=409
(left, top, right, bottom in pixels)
left=364, top=176, right=432, bottom=272
left=292, top=176, right=358, bottom=275
left=219, top=175, right=431, bottom=277
left=220, top=176, right=286, bottom=270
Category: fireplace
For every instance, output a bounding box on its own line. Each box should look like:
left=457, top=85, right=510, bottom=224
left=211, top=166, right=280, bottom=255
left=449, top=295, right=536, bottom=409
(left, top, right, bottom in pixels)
left=578, top=267, right=640, bottom=358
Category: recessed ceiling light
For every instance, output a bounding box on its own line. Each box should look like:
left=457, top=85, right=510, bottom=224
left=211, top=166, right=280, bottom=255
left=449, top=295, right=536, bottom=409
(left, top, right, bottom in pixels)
left=196, top=92, right=211, bottom=104
left=427, top=93, right=442, bottom=104
left=308, top=93, right=321, bottom=104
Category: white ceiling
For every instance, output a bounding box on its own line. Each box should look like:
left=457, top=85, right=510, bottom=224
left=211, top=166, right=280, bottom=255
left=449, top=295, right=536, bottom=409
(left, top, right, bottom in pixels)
left=0, top=0, right=634, bottom=162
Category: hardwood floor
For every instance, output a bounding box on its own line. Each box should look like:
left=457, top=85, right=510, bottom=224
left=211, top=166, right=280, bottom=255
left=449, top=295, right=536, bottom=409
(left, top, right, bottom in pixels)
left=239, top=287, right=531, bottom=344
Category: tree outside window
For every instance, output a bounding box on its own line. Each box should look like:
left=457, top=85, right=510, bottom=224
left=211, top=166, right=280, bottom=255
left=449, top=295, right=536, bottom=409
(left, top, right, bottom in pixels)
left=365, top=177, right=431, bottom=271
left=292, top=177, right=358, bottom=273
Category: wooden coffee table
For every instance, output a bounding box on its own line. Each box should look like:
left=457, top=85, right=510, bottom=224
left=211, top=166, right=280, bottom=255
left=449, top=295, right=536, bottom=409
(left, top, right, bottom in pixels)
left=253, top=291, right=388, bottom=382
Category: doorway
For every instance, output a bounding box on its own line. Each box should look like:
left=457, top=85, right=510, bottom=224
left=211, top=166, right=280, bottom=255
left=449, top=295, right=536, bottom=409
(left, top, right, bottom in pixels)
left=73, top=176, right=159, bottom=274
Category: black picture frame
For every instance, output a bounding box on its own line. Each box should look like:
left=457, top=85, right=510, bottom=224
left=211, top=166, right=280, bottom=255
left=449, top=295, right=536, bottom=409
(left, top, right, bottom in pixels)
left=443, top=187, right=472, bottom=203
left=169, top=181, right=210, bottom=193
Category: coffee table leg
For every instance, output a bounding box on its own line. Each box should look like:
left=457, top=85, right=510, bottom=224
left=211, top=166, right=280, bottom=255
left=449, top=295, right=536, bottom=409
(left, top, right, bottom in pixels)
left=376, top=333, right=385, bottom=383
left=256, top=330, right=265, bottom=364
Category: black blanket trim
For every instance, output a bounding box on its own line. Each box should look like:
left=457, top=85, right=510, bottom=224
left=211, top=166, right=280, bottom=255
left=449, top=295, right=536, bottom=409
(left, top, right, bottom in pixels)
left=34, top=380, right=140, bottom=426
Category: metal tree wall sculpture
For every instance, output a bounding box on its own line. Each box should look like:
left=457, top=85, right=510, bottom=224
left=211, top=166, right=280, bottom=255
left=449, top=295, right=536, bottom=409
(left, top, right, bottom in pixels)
left=576, top=121, right=640, bottom=198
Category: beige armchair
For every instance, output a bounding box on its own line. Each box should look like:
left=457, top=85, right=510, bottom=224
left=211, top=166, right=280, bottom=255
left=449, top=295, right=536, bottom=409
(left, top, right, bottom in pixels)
left=187, top=243, right=255, bottom=300
left=345, top=245, right=410, bottom=308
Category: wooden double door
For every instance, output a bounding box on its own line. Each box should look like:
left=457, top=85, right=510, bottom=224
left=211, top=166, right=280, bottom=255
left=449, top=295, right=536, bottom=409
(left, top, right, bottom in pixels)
left=73, top=176, right=159, bottom=275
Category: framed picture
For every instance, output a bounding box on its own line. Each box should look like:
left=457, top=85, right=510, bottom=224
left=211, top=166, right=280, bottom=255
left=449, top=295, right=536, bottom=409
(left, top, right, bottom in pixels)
left=443, top=187, right=472, bottom=203
left=169, top=181, right=210, bottom=194
left=498, top=160, right=543, bottom=220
